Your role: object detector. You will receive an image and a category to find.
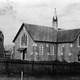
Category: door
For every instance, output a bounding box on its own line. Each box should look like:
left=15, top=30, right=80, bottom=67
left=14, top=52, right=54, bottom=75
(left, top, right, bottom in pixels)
left=23, top=48, right=27, bottom=60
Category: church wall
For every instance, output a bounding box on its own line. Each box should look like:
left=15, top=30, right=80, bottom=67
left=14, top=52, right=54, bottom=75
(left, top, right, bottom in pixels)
left=57, top=39, right=80, bottom=63
left=32, top=42, right=56, bottom=61
left=13, top=26, right=33, bottom=60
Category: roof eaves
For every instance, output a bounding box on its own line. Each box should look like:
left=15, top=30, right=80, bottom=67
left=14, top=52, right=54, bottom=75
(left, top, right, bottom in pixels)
left=34, top=40, right=56, bottom=43
left=13, top=23, right=24, bottom=42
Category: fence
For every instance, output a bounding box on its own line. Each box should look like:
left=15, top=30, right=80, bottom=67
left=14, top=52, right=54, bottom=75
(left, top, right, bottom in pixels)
left=0, top=59, right=80, bottom=75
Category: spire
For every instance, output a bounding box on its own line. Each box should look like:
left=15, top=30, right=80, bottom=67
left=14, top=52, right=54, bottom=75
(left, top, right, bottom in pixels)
left=54, top=8, right=57, bottom=20
left=52, top=8, right=58, bottom=30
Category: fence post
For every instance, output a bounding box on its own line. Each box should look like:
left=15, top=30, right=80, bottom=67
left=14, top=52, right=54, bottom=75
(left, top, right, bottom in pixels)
left=21, top=71, right=23, bottom=80
left=21, top=51, right=24, bottom=80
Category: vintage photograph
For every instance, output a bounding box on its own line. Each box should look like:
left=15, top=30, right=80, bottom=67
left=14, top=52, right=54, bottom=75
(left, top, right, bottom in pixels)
left=0, top=0, right=80, bottom=80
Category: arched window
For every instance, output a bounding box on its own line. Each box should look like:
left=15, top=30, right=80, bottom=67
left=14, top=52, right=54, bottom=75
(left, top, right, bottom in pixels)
left=21, top=33, right=27, bottom=46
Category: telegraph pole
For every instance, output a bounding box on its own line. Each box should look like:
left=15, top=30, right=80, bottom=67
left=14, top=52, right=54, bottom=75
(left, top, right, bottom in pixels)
left=21, top=71, right=23, bottom=80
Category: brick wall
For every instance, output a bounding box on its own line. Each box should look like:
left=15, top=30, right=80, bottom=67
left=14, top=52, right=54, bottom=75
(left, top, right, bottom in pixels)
left=13, top=25, right=56, bottom=61
left=57, top=40, right=80, bottom=62
left=33, top=42, right=56, bottom=61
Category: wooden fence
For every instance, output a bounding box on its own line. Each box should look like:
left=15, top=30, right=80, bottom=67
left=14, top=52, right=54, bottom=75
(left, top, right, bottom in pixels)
left=0, top=59, right=80, bottom=75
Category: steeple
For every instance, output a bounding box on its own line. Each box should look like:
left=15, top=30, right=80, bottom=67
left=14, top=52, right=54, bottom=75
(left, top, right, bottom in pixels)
left=52, top=8, right=58, bottom=30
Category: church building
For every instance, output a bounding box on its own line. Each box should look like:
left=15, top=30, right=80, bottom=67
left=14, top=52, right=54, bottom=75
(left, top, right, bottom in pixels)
left=13, top=9, right=80, bottom=63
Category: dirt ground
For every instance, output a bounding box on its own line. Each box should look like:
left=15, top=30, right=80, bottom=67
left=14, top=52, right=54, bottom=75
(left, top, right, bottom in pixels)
left=0, top=74, right=80, bottom=80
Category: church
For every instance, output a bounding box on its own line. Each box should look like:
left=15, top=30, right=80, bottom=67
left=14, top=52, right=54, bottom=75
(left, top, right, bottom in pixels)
left=13, top=9, right=80, bottom=63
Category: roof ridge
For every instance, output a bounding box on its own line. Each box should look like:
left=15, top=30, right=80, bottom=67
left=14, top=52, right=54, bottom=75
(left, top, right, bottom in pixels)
left=23, top=22, right=55, bottom=29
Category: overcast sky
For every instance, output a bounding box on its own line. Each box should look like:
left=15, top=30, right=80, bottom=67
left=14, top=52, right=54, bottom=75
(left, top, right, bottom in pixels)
left=0, top=0, right=80, bottom=45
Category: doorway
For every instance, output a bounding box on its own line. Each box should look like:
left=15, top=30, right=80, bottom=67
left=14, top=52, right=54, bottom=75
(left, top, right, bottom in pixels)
left=23, top=48, right=27, bottom=60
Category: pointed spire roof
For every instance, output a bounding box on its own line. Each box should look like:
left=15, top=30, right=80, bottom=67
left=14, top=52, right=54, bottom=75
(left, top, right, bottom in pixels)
left=53, top=8, right=58, bottom=21
left=54, top=8, right=57, bottom=19
left=52, top=8, right=58, bottom=30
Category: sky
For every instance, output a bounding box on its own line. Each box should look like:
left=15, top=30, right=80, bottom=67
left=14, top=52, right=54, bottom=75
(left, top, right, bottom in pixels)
left=0, top=0, right=80, bottom=45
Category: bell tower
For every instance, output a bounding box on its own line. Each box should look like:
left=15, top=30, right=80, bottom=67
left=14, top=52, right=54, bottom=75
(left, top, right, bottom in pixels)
left=52, top=8, right=58, bottom=30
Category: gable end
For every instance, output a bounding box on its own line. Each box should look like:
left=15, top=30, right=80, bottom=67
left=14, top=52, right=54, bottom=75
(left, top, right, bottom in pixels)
left=13, top=23, right=24, bottom=42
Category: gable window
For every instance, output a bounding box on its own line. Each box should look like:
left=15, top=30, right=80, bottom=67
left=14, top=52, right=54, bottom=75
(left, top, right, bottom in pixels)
left=21, top=33, right=27, bottom=47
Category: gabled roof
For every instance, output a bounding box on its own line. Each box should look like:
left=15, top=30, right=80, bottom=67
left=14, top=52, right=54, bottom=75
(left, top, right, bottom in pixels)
left=13, top=23, right=80, bottom=43
left=13, top=23, right=57, bottom=42
left=58, top=29, right=80, bottom=43
left=13, top=23, right=24, bottom=42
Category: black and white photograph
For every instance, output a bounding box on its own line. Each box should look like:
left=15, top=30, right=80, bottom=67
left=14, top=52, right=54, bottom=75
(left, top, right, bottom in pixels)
left=0, top=0, right=80, bottom=80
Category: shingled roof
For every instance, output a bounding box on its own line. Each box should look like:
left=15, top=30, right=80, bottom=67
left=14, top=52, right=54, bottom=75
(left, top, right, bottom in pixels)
left=13, top=23, right=57, bottom=42
left=13, top=23, right=80, bottom=43
left=58, top=29, right=80, bottom=43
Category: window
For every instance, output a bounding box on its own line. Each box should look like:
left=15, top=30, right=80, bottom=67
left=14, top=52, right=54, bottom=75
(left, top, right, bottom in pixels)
left=46, top=44, right=50, bottom=55
left=78, top=51, right=80, bottom=61
left=39, top=44, right=44, bottom=55
left=31, top=52, right=33, bottom=55
left=50, top=45, right=54, bottom=55
left=46, top=44, right=49, bottom=47
left=32, top=43, right=37, bottom=46
left=78, top=55, right=80, bottom=61
left=35, top=52, right=38, bottom=55
left=61, top=52, right=63, bottom=56
left=32, top=43, right=37, bottom=53
left=60, top=45, right=64, bottom=56
left=52, top=45, right=54, bottom=55
left=70, top=44, right=73, bottom=47
left=68, top=52, right=72, bottom=62
left=21, top=33, right=27, bottom=46
left=32, top=43, right=38, bottom=61
left=78, top=36, right=80, bottom=47
left=68, top=53, right=72, bottom=56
